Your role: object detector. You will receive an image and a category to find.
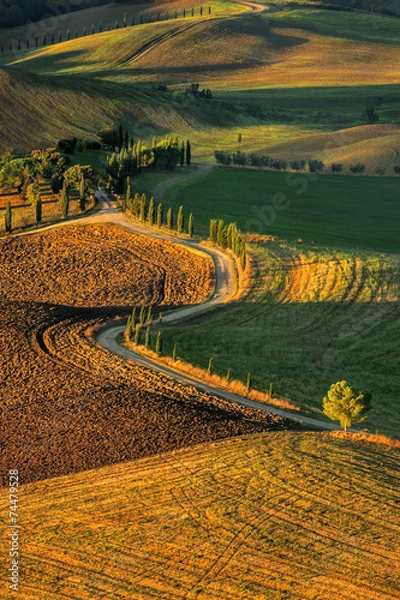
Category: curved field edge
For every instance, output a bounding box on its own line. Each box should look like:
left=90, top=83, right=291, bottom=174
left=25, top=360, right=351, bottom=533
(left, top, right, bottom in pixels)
left=1, top=432, right=399, bottom=599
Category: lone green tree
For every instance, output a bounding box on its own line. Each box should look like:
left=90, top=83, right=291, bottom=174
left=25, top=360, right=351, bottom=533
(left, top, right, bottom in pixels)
left=60, top=183, right=69, bottom=218
left=148, top=196, right=155, bottom=225
left=5, top=200, right=12, bottom=233
left=323, top=380, right=372, bottom=433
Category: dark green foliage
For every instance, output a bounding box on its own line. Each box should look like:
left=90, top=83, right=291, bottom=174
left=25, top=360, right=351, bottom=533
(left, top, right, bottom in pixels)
left=59, top=184, right=69, bottom=218
left=363, top=106, right=379, bottom=124
left=350, top=163, right=366, bottom=174
left=331, top=163, right=343, bottom=173
left=172, top=343, right=178, bottom=362
left=79, top=176, right=86, bottom=212
left=177, top=205, right=184, bottom=234
left=308, top=159, right=325, bottom=173
left=180, top=142, right=185, bottom=167
left=35, top=195, right=42, bottom=224
left=5, top=200, right=12, bottom=233
left=188, top=213, right=194, bottom=238
left=125, top=176, right=132, bottom=212
left=167, top=207, right=173, bottom=230
left=157, top=203, right=163, bottom=228
left=186, top=140, right=191, bottom=167
left=156, top=331, right=162, bottom=356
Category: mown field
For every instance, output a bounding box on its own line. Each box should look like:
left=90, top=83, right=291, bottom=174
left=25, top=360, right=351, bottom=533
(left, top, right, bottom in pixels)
left=1, top=432, right=399, bottom=599
left=0, top=223, right=288, bottom=486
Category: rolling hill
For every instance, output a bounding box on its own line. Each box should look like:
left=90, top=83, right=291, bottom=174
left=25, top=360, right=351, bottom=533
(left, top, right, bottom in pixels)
left=1, top=432, right=399, bottom=599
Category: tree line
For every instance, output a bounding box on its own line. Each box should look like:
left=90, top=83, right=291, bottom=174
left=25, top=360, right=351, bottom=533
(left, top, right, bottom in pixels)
left=106, top=134, right=191, bottom=193
left=215, top=150, right=400, bottom=176
left=123, top=183, right=194, bottom=238
left=1, top=5, right=212, bottom=53
left=209, top=218, right=247, bottom=270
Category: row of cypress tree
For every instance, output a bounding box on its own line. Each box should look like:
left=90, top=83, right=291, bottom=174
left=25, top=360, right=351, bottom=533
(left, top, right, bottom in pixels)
left=209, top=218, right=247, bottom=269
left=124, top=182, right=194, bottom=237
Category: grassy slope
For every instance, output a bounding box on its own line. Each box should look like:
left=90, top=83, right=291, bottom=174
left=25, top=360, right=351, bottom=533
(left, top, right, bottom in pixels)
left=165, top=167, right=400, bottom=252
left=1, top=432, right=399, bottom=599
left=160, top=167, right=400, bottom=434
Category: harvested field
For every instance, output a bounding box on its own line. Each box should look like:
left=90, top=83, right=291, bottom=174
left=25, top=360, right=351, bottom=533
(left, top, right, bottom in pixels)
left=0, top=224, right=287, bottom=485
left=2, top=432, right=399, bottom=599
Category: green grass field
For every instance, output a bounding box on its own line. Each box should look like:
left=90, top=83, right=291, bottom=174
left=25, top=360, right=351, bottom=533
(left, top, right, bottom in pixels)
left=1, top=432, right=398, bottom=599
left=164, top=167, right=400, bottom=253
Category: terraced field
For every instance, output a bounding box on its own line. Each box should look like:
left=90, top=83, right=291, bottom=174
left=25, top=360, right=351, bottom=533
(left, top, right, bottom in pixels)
left=0, top=224, right=289, bottom=485
left=1, top=432, right=399, bottom=599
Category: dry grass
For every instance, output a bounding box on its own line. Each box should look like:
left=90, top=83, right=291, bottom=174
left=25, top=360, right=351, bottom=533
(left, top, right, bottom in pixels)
left=1, top=432, right=399, bottom=599
left=262, top=124, right=400, bottom=174
left=0, top=223, right=288, bottom=485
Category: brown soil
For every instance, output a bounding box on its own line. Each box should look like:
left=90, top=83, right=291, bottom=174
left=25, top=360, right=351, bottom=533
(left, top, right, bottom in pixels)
left=0, top=224, right=288, bottom=486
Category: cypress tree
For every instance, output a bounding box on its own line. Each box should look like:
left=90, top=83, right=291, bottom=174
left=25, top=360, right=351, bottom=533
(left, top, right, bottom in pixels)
left=140, top=195, right=146, bottom=222
left=145, top=326, right=150, bottom=349
left=226, top=368, right=232, bottom=383
left=157, top=203, right=163, bottom=227
left=217, top=219, right=225, bottom=246
left=180, top=141, right=185, bottom=167
left=246, top=372, right=252, bottom=391
left=59, top=31, right=62, bottom=43
left=188, top=213, right=194, bottom=238
left=134, top=324, right=141, bottom=346
left=177, top=205, right=184, bottom=234
left=51, top=33, right=54, bottom=45
left=67, top=30, right=70, bottom=40
left=207, top=357, right=214, bottom=376
left=148, top=197, right=155, bottom=224
left=269, top=383, right=274, bottom=398
left=131, top=307, right=137, bottom=328
left=172, top=343, right=178, bottom=362
left=147, top=305, right=153, bottom=324
left=126, top=315, right=132, bottom=341
left=79, top=176, right=86, bottom=211
left=191, top=7, right=194, bottom=17
left=42, top=33, right=46, bottom=46
left=123, top=12, right=128, bottom=27
left=241, top=249, right=247, bottom=270
left=91, top=24, right=95, bottom=35
left=5, top=200, right=12, bottom=233
left=156, top=331, right=162, bottom=356
left=82, top=26, right=86, bottom=37
left=60, top=184, right=69, bottom=218
left=183, top=8, right=186, bottom=18
left=167, top=207, right=173, bottom=230
left=125, top=176, right=132, bottom=211
left=35, top=195, right=42, bottom=225
left=186, top=140, right=191, bottom=166
left=209, top=218, right=217, bottom=242
left=139, top=305, right=146, bottom=325
left=115, top=19, right=119, bottom=29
